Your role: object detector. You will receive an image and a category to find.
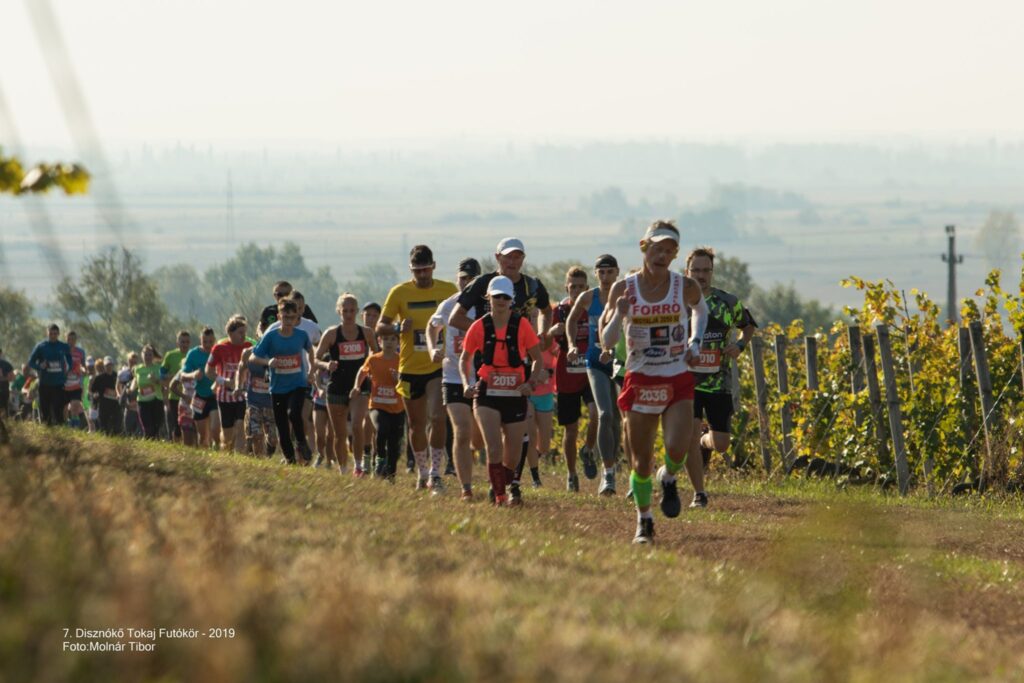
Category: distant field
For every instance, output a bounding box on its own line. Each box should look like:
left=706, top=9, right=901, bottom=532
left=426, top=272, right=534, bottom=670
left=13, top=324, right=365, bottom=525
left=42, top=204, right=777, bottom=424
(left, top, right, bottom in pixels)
left=1, top=186, right=1015, bottom=314
left=2, top=423, right=1023, bottom=682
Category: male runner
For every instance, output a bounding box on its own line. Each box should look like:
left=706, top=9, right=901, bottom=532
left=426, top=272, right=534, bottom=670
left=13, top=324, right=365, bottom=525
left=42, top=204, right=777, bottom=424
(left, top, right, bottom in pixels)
left=63, top=330, right=88, bottom=428
left=378, top=245, right=457, bottom=492
left=550, top=266, right=599, bottom=493
left=684, top=247, right=757, bottom=507
left=258, top=280, right=318, bottom=335
left=182, top=327, right=218, bottom=448
left=600, top=221, right=708, bottom=544
left=206, top=315, right=252, bottom=452
left=27, top=324, right=73, bottom=426
left=161, top=330, right=192, bottom=442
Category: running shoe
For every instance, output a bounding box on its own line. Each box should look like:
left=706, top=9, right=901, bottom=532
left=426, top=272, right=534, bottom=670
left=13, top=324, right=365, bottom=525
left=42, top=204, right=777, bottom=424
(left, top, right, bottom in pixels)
left=430, top=475, right=445, bottom=496
left=494, top=493, right=508, bottom=507
left=657, top=465, right=681, bottom=518
left=353, top=468, right=365, bottom=478
left=508, top=483, right=523, bottom=507
left=460, top=490, right=473, bottom=502
left=689, top=491, right=709, bottom=509
left=580, top=445, right=598, bottom=480
left=314, top=454, right=325, bottom=468
left=531, top=477, right=542, bottom=488
left=416, top=478, right=429, bottom=491
left=598, top=471, right=616, bottom=497
left=444, top=461, right=456, bottom=477
left=300, top=441, right=313, bottom=463
left=633, top=517, right=655, bottom=544
left=566, top=472, right=579, bottom=493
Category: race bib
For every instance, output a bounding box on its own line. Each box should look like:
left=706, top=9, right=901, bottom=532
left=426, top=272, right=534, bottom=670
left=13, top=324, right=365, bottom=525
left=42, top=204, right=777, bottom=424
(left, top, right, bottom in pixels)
left=251, top=376, right=270, bottom=394
left=374, top=385, right=398, bottom=405
left=178, top=402, right=194, bottom=428
left=488, top=370, right=521, bottom=397
left=276, top=354, right=302, bottom=374
left=567, top=355, right=588, bottom=374
left=140, top=385, right=155, bottom=398
left=452, top=333, right=464, bottom=354
left=191, top=396, right=207, bottom=413
left=413, top=329, right=428, bottom=352
left=338, top=340, right=366, bottom=361
left=690, top=348, right=722, bottom=373
left=633, top=383, right=673, bottom=415
left=46, top=361, right=63, bottom=374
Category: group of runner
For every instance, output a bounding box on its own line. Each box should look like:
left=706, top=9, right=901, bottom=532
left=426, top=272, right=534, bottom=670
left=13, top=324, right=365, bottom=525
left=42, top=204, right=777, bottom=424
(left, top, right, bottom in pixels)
left=8, top=222, right=757, bottom=543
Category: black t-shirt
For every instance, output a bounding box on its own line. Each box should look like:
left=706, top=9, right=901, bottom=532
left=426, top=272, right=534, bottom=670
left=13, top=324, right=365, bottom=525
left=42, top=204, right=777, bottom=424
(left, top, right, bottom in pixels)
left=457, top=272, right=550, bottom=321
left=0, top=358, right=12, bottom=398
left=90, top=373, right=118, bottom=403
left=258, top=303, right=318, bottom=332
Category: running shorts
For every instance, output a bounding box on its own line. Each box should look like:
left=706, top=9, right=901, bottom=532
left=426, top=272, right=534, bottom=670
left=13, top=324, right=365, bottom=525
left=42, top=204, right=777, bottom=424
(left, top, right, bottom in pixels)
left=694, top=390, right=734, bottom=433
left=474, top=381, right=527, bottom=425
left=617, top=371, right=695, bottom=415
left=399, top=369, right=442, bottom=401
left=556, top=384, right=594, bottom=426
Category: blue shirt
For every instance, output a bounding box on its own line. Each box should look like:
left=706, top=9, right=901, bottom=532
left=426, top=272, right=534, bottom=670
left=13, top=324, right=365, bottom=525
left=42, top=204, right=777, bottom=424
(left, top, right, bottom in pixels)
left=253, top=328, right=311, bottom=394
left=183, top=346, right=214, bottom=398
left=586, top=287, right=613, bottom=374
left=28, top=340, right=73, bottom=387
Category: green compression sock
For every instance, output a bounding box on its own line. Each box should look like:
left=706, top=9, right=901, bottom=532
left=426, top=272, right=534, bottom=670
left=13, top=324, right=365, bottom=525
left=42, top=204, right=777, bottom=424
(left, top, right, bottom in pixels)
left=664, top=452, right=684, bottom=475
left=630, top=471, right=652, bottom=509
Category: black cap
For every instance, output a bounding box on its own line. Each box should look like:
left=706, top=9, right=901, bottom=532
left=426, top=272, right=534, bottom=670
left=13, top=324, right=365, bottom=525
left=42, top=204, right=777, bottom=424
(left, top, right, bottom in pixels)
left=594, top=254, right=618, bottom=269
left=458, top=257, right=482, bottom=278
left=362, top=302, right=382, bottom=313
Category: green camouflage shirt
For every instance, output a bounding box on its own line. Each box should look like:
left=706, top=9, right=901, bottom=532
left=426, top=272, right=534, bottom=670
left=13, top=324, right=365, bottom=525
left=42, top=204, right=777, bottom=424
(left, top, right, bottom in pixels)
left=693, top=287, right=757, bottom=394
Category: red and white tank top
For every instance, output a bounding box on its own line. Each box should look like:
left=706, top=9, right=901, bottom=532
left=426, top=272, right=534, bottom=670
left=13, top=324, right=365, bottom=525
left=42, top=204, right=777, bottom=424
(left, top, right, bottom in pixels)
left=624, top=272, right=691, bottom=377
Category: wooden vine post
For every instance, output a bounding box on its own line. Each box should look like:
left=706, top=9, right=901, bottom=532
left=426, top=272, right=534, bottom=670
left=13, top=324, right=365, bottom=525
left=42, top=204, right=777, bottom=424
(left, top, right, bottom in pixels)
left=861, top=333, right=890, bottom=467
left=968, top=321, right=996, bottom=491
left=775, top=334, right=795, bottom=470
left=875, top=324, right=910, bottom=495
left=751, top=336, right=772, bottom=474
left=848, top=325, right=865, bottom=426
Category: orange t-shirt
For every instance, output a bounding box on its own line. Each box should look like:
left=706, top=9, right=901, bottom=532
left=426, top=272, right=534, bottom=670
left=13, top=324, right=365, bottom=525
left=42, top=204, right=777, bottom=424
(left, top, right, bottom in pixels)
left=462, top=315, right=541, bottom=389
left=361, top=352, right=404, bottom=414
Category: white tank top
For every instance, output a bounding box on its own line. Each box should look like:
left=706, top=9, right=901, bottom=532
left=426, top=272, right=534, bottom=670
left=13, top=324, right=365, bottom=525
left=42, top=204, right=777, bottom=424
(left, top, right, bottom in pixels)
left=624, top=271, right=691, bottom=377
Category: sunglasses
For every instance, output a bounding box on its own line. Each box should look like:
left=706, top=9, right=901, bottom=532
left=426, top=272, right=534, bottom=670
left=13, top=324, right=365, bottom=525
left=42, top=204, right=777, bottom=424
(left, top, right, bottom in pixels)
left=273, top=290, right=289, bottom=298
left=491, top=294, right=513, bottom=301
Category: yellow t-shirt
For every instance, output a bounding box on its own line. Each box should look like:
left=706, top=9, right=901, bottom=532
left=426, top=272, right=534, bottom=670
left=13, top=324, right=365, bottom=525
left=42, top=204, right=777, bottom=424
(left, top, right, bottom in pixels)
left=382, top=279, right=458, bottom=375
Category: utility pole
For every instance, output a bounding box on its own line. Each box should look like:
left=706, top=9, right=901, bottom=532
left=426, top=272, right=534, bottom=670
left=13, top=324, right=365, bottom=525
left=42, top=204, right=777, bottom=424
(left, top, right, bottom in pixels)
left=226, top=168, right=235, bottom=249
left=941, top=224, right=964, bottom=327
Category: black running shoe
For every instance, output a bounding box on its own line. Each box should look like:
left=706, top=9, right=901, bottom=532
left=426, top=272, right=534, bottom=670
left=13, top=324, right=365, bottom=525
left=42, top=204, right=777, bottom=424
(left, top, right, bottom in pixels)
left=689, top=491, right=709, bottom=509
left=580, top=446, right=598, bottom=480
left=633, top=517, right=655, bottom=544
left=509, top=483, right=523, bottom=507
left=444, top=461, right=456, bottom=477
left=488, top=486, right=496, bottom=504
left=658, top=466, right=681, bottom=518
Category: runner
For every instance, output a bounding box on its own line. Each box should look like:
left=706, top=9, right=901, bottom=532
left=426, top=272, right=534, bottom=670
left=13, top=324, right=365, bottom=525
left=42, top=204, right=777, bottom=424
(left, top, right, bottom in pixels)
left=11, top=364, right=30, bottom=420
left=161, top=330, right=192, bottom=442
left=448, top=238, right=551, bottom=493
left=182, top=327, right=217, bottom=448
left=257, top=280, right=319, bottom=335
left=0, top=347, right=15, bottom=418
left=206, top=315, right=253, bottom=453
left=427, top=257, right=484, bottom=499
left=684, top=246, right=758, bottom=507
left=27, top=324, right=73, bottom=426
left=567, top=254, right=622, bottom=495
left=552, top=266, right=601, bottom=493
left=353, top=329, right=405, bottom=478
left=459, top=276, right=548, bottom=506
left=82, top=357, right=96, bottom=432
left=378, top=245, right=457, bottom=492
left=524, top=330, right=557, bottom=488
left=90, top=357, right=116, bottom=434
left=168, top=364, right=199, bottom=448
left=251, top=299, right=315, bottom=465
left=360, top=302, right=382, bottom=470
left=267, top=292, right=321, bottom=461
left=315, top=293, right=377, bottom=475
left=311, top=362, right=334, bottom=468
left=130, top=344, right=165, bottom=439
left=600, top=221, right=708, bottom=543
left=236, top=346, right=277, bottom=456
left=62, top=331, right=87, bottom=429
left=118, top=353, right=143, bottom=437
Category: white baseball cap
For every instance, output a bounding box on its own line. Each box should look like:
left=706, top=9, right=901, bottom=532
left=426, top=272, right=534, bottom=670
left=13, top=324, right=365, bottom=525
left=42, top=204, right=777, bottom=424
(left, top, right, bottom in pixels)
left=486, top=275, right=515, bottom=298
left=643, top=222, right=680, bottom=243
left=496, top=237, right=526, bottom=255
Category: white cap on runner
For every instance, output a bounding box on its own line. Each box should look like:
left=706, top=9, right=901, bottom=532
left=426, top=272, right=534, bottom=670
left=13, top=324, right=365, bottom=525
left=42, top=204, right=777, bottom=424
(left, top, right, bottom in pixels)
left=486, top=276, right=515, bottom=298
left=496, top=237, right=525, bottom=255
left=643, top=223, right=680, bottom=243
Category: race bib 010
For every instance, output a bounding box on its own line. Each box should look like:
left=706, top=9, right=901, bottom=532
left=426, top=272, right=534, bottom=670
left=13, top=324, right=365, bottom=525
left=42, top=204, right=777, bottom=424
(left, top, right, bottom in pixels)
left=690, top=348, right=722, bottom=373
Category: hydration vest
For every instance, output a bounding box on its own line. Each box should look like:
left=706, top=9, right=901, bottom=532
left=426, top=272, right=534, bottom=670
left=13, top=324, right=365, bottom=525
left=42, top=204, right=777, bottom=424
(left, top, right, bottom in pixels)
left=481, top=313, right=523, bottom=368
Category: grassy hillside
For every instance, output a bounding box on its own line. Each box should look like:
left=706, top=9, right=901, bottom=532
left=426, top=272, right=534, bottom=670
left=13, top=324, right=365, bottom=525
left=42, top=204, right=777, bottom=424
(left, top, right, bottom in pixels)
left=2, top=423, right=1023, bottom=682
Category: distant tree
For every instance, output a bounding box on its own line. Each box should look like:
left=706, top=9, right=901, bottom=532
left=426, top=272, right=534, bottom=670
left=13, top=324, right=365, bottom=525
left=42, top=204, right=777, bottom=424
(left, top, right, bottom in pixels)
left=677, top=207, right=738, bottom=242
left=152, top=263, right=208, bottom=324
left=748, top=282, right=837, bottom=332
left=679, top=252, right=754, bottom=301
left=580, top=186, right=632, bottom=220
left=525, top=260, right=585, bottom=301
left=975, top=210, right=1020, bottom=273
left=0, top=287, right=40, bottom=364
left=53, top=247, right=182, bottom=358
left=202, top=242, right=338, bottom=327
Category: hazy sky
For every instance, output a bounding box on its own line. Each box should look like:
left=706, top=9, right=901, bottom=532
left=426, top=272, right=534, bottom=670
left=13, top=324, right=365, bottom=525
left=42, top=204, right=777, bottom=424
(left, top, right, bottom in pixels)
left=3, top=0, right=1023, bottom=151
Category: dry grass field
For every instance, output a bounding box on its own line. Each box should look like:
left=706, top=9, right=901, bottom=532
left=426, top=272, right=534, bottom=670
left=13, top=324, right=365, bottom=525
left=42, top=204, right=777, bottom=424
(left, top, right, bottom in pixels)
left=2, top=422, right=1023, bottom=682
